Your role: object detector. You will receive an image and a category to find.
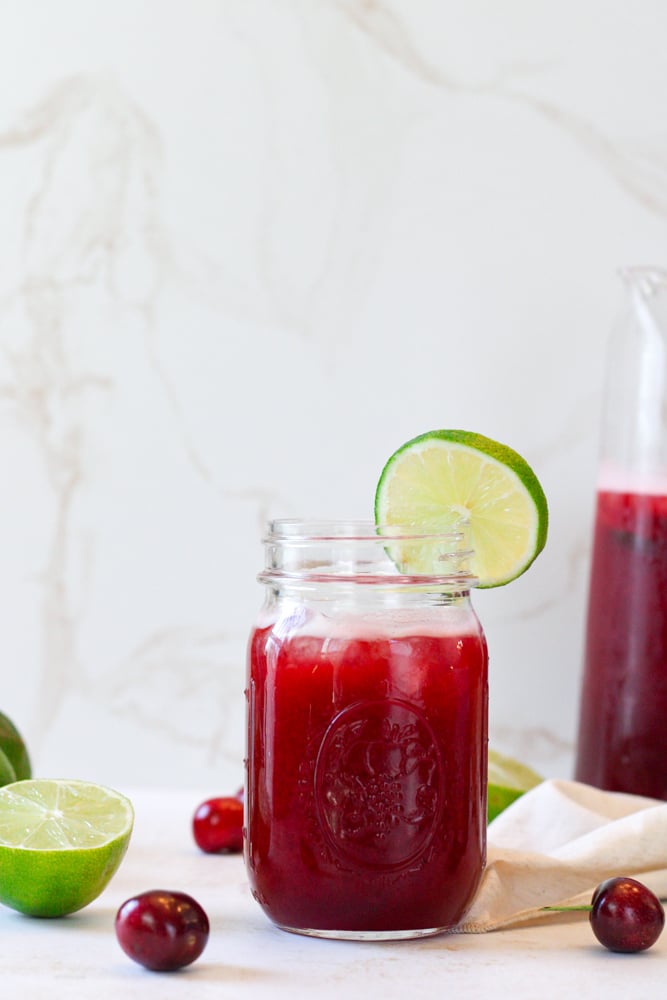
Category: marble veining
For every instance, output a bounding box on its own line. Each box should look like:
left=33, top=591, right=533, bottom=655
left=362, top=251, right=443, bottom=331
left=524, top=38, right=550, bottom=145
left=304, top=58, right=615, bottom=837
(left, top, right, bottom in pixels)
left=0, top=2, right=666, bottom=787
left=338, top=0, right=667, bottom=218
left=0, top=76, right=266, bottom=781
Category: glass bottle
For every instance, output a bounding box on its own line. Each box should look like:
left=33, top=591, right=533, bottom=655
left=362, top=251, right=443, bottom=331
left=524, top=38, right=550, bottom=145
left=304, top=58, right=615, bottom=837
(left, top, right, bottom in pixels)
left=575, top=267, right=667, bottom=798
left=244, top=520, right=488, bottom=940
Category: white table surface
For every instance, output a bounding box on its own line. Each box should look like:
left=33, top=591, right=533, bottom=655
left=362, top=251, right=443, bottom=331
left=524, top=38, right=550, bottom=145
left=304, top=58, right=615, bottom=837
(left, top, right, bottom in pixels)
left=1, top=788, right=664, bottom=1000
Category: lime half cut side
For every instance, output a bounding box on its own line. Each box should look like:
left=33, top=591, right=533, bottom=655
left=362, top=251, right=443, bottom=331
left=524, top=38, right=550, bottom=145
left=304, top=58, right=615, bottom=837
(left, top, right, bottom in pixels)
left=0, top=779, right=134, bottom=917
left=488, top=749, right=543, bottom=823
left=374, top=429, right=548, bottom=588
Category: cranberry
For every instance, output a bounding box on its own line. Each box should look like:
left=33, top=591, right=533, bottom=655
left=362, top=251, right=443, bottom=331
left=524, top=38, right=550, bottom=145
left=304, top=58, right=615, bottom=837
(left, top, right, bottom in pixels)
left=192, top=796, right=243, bottom=854
left=590, top=876, right=665, bottom=953
left=115, top=890, right=209, bottom=971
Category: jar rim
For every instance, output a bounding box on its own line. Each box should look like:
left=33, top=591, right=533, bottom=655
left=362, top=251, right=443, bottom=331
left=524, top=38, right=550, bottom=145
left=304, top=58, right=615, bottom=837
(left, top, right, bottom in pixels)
left=260, top=519, right=477, bottom=589
left=263, top=518, right=469, bottom=542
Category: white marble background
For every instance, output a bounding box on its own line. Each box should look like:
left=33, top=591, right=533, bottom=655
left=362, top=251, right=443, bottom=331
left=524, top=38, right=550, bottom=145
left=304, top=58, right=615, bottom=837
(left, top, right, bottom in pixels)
left=1, top=0, right=665, bottom=790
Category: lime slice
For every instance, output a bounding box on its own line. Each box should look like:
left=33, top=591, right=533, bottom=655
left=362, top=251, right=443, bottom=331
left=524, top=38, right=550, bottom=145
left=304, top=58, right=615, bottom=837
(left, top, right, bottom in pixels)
left=374, top=429, right=548, bottom=587
left=487, top=748, right=542, bottom=823
left=0, top=779, right=134, bottom=917
left=0, top=748, right=16, bottom=788
left=0, top=711, right=31, bottom=781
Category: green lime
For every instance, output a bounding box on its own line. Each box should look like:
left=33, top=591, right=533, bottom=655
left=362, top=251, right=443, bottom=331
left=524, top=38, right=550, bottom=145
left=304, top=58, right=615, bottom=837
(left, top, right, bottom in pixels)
left=0, top=748, right=16, bottom=787
left=487, top=748, right=542, bottom=823
left=0, top=711, right=32, bottom=781
left=0, top=779, right=134, bottom=917
left=374, top=429, right=548, bottom=587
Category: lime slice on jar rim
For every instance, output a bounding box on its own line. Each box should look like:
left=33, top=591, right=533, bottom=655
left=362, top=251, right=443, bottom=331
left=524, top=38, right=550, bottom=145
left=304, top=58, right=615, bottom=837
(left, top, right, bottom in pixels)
left=374, top=429, right=548, bottom=588
left=0, top=778, right=134, bottom=917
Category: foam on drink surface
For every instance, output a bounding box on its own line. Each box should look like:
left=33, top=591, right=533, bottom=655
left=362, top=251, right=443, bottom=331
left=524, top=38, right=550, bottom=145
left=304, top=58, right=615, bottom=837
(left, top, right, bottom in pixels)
left=598, top=461, right=667, bottom=495
left=256, top=602, right=480, bottom=640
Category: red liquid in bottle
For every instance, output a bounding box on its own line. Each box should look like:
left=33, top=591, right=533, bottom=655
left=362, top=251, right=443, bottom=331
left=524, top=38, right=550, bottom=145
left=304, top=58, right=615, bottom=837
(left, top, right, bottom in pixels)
left=576, top=489, right=667, bottom=798
left=246, top=618, right=488, bottom=935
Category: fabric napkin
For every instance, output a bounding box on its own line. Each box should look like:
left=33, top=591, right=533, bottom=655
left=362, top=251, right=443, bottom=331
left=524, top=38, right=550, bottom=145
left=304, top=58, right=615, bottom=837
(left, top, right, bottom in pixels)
left=457, top=778, right=667, bottom=932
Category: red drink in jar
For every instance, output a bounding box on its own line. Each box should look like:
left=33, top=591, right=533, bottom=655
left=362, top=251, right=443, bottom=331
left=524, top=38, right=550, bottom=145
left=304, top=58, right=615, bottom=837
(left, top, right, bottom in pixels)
left=245, top=521, right=488, bottom=939
left=575, top=489, right=667, bottom=798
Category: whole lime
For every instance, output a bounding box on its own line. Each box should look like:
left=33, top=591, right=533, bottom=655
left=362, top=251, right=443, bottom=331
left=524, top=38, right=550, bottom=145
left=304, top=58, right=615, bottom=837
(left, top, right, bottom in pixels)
left=0, top=748, right=16, bottom=787
left=0, top=712, right=31, bottom=781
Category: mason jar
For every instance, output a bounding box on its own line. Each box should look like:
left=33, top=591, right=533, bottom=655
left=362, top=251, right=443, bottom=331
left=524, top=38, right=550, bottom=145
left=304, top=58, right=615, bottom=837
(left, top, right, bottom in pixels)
left=244, top=520, right=488, bottom=940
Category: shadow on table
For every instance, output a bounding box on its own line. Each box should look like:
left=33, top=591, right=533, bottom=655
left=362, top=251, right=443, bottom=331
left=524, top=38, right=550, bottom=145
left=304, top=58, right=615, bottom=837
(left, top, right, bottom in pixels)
left=107, top=958, right=281, bottom=983
left=0, top=906, right=115, bottom=933
left=9, top=907, right=288, bottom=983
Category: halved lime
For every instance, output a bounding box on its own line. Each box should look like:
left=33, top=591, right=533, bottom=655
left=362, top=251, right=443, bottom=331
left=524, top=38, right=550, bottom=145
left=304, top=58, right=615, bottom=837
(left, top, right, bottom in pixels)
left=0, top=711, right=31, bottom=781
left=488, top=748, right=542, bottom=823
left=0, top=779, right=134, bottom=917
left=374, top=429, right=548, bottom=587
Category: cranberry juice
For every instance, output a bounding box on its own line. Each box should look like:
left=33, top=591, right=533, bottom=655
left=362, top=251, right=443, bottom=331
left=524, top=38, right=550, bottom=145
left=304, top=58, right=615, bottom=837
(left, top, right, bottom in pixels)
left=246, top=615, right=488, bottom=935
left=576, top=489, right=667, bottom=798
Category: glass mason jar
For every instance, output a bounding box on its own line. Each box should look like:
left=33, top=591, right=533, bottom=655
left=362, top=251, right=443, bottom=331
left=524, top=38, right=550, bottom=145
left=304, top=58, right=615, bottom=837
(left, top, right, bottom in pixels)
left=244, top=520, right=488, bottom=940
left=576, top=267, right=667, bottom=798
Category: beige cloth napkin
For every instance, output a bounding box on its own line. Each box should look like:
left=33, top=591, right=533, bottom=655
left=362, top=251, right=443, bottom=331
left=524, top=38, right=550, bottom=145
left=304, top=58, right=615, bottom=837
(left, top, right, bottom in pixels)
left=457, top=778, right=667, bottom=932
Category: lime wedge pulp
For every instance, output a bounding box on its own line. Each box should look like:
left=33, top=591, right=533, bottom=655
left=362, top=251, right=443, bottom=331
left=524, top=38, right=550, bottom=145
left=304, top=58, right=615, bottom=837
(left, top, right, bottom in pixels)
left=374, top=429, right=548, bottom=588
left=0, top=779, right=134, bottom=917
left=488, top=748, right=543, bottom=822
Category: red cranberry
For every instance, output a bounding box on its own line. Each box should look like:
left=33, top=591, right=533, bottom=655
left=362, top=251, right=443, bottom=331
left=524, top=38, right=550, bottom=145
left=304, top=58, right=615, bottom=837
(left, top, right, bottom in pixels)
left=115, top=890, right=209, bottom=971
left=193, top=796, right=243, bottom=854
left=590, top=876, right=665, bottom=953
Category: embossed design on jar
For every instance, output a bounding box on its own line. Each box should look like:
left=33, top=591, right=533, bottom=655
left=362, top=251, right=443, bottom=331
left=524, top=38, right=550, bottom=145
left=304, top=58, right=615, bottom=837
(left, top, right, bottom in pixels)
left=314, top=699, right=443, bottom=872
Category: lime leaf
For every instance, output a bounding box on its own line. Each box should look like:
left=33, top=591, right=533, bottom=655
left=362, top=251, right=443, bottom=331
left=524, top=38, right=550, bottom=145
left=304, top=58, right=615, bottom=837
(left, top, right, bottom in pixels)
left=488, top=748, right=543, bottom=822
left=0, top=779, right=134, bottom=917
left=374, top=429, right=548, bottom=588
